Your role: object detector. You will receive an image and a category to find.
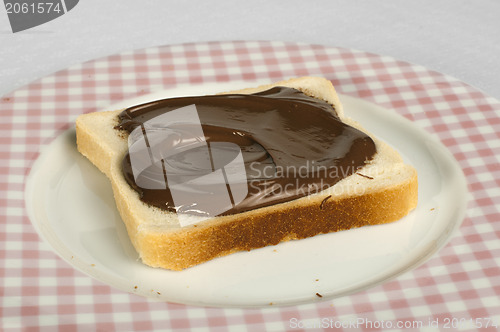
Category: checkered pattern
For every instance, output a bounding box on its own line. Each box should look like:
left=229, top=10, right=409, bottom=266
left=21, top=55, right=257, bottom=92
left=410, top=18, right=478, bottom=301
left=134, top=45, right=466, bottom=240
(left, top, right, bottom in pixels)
left=1, top=41, right=499, bottom=331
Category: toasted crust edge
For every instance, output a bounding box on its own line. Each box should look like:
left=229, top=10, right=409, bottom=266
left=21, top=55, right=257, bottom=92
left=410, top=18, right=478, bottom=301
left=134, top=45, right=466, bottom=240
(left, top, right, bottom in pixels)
left=138, top=171, right=417, bottom=270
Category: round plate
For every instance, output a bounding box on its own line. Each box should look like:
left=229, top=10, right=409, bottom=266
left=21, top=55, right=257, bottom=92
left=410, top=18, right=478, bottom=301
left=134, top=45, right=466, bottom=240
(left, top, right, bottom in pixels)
left=25, top=81, right=467, bottom=307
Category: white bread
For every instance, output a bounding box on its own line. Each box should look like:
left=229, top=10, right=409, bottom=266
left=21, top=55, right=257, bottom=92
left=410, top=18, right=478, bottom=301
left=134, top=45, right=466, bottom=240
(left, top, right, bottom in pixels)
left=76, top=77, right=418, bottom=270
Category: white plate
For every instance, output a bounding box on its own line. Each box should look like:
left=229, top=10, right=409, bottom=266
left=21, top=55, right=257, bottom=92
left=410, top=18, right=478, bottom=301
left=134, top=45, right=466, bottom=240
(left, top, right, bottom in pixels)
left=25, top=81, right=467, bottom=307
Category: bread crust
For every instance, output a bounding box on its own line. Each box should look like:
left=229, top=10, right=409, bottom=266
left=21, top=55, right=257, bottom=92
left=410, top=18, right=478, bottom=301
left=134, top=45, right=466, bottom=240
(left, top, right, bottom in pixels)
left=76, top=77, right=418, bottom=270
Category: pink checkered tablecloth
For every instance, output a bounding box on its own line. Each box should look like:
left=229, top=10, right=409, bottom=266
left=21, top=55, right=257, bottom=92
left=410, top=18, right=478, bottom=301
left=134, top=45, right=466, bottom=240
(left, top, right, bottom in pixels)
left=1, top=41, right=499, bottom=331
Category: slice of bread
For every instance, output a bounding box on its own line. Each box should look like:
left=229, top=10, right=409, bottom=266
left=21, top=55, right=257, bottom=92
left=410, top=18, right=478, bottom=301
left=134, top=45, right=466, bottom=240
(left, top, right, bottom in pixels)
left=76, top=77, right=418, bottom=270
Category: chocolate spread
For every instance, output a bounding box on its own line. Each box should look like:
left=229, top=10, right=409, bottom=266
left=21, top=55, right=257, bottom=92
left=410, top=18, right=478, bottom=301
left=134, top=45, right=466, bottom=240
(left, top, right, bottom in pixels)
left=115, top=87, right=376, bottom=216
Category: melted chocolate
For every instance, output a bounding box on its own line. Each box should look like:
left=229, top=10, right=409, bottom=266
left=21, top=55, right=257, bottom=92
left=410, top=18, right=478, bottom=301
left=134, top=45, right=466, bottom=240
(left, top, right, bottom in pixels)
left=116, top=87, right=376, bottom=216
